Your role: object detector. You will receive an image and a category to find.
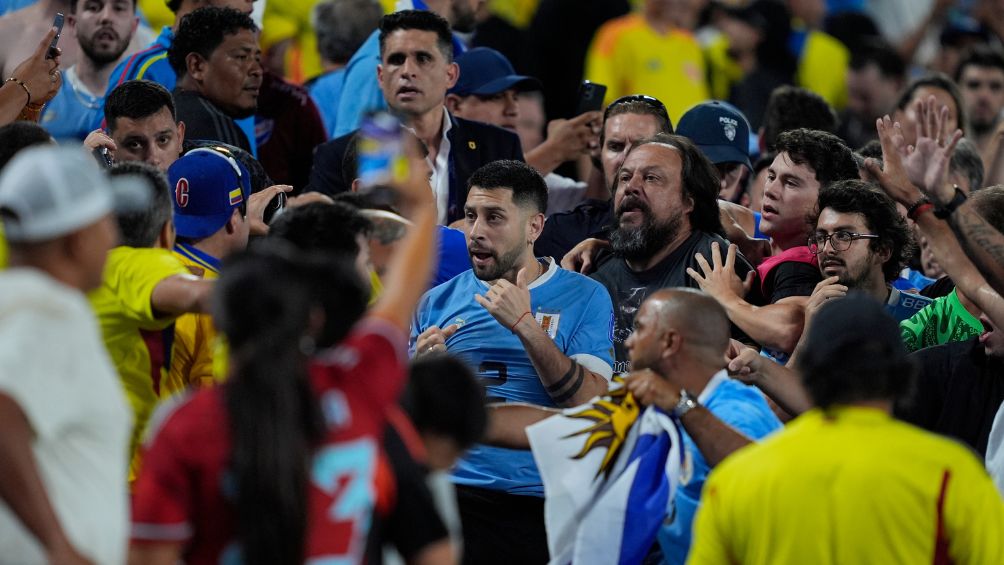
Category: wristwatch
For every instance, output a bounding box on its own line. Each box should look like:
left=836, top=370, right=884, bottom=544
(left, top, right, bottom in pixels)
left=934, top=185, right=968, bottom=219
left=672, top=389, right=700, bottom=418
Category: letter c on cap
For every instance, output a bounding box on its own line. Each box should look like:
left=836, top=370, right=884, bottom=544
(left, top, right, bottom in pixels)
left=176, top=178, right=190, bottom=208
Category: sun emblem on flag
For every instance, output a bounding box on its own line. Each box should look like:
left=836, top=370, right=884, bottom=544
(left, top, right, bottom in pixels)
left=563, top=383, right=640, bottom=479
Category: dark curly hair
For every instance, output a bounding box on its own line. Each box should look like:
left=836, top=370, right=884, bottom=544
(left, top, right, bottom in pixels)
left=774, top=128, right=858, bottom=189
left=810, top=179, right=915, bottom=282
left=168, top=7, right=258, bottom=77
left=761, top=86, right=838, bottom=152
left=627, top=133, right=725, bottom=236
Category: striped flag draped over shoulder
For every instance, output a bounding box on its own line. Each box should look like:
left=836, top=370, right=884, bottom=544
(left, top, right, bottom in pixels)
left=527, top=386, right=688, bottom=565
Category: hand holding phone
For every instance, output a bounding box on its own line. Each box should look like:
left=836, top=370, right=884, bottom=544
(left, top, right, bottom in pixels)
left=46, top=13, right=64, bottom=60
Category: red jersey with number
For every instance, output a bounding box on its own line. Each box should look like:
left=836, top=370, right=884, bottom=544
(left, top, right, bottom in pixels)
left=131, top=317, right=406, bottom=564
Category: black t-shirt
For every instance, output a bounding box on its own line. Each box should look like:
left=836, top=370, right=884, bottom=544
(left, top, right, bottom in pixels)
left=763, top=261, right=821, bottom=303
left=365, top=424, right=449, bottom=564
left=534, top=198, right=613, bottom=261
left=172, top=88, right=252, bottom=153
left=591, top=230, right=755, bottom=372
left=896, top=338, right=1004, bottom=457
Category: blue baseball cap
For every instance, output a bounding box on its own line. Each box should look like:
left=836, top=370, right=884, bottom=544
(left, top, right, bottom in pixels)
left=168, top=148, right=251, bottom=239
left=676, top=101, right=752, bottom=170
left=449, top=47, right=541, bottom=97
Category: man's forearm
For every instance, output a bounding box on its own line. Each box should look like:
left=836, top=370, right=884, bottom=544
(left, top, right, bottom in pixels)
left=483, top=403, right=559, bottom=449
left=718, top=297, right=804, bottom=353
left=0, top=394, right=72, bottom=556
left=512, top=317, right=608, bottom=407
left=151, top=275, right=213, bottom=316
left=917, top=211, right=1004, bottom=326
left=947, top=201, right=1004, bottom=296
left=753, top=360, right=813, bottom=416
left=678, top=406, right=753, bottom=467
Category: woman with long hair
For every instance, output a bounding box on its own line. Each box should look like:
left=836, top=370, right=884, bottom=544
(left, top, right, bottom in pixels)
left=128, top=149, right=438, bottom=564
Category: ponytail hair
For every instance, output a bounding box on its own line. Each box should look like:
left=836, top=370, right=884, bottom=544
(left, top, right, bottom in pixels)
left=213, top=242, right=368, bottom=565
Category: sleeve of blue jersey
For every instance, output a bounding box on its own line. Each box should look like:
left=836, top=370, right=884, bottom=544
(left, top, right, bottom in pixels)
left=564, top=281, right=616, bottom=379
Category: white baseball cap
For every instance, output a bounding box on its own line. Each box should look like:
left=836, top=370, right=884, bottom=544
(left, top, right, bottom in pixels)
left=0, top=146, right=147, bottom=242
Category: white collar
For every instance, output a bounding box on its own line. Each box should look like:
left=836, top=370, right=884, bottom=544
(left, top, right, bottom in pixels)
left=697, top=369, right=729, bottom=404
left=476, top=257, right=557, bottom=290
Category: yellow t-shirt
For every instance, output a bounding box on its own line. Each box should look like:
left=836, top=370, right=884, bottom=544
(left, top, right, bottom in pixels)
left=688, top=407, right=1004, bottom=565
left=585, top=13, right=709, bottom=124
left=88, top=246, right=188, bottom=479
left=162, top=244, right=221, bottom=397
left=796, top=29, right=849, bottom=111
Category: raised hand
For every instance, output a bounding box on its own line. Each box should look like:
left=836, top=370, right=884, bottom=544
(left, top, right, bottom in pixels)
left=866, top=116, right=924, bottom=206
left=686, top=242, right=754, bottom=301
left=475, top=266, right=534, bottom=331
left=903, top=96, right=963, bottom=203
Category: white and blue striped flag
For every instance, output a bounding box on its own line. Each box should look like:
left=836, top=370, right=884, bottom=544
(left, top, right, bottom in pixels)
left=527, top=386, right=687, bottom=565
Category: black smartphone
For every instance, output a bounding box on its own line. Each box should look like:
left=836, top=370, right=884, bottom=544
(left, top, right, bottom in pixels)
left=92, top=147, right=113, bottom=169
left=47, top=13, right=64, bottom=60
left=575, top=80, right=607, bottom=116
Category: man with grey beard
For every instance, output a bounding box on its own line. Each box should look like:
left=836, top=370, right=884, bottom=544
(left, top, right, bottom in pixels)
left=590, top=133, right=756, bottom=373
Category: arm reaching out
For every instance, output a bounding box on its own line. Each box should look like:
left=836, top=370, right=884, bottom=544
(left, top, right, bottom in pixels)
left=370, top=143, right=439, bottom=330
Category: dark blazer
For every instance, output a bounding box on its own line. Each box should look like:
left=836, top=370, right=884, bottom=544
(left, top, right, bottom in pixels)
left=307, top=110, right=524, bottom=223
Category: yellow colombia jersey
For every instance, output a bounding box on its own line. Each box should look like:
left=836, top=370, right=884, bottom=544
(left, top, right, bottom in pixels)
left=162, top=243, right=222, bottom=398
left=704, top=28, right=848, bottom=111
left=585, top=13, right=709, bottom=124
left=88, top=246, right=188, bottom=480
left=688, top=407, right=1004, bottom=565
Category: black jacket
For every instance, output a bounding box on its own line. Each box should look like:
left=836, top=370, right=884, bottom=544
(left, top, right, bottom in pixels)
left=307, top=111, right=524, bottom=223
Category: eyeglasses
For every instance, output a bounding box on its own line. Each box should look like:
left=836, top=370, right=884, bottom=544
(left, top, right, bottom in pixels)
left=603, top=94, right=672, bottom=128
left=808, top=231, right=880, bottom=254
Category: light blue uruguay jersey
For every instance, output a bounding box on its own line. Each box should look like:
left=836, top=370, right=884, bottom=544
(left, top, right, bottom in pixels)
left=39, top=67, right=103, bottom=141
left=885, top=286, right=932, bottom=322
left=411, top=259, right=615, bottom=496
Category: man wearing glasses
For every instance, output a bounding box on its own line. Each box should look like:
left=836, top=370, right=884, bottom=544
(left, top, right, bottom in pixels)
left=786, top=179, right=932, bottom=366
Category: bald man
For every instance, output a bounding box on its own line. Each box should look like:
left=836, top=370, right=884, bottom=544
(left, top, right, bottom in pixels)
left=484, top=288, right=781, bottom=564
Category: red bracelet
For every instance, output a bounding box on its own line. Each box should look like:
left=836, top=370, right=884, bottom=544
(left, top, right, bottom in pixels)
left=908, top=202, right=935, bottom=221
left=511, top=311, right=532, bottom=333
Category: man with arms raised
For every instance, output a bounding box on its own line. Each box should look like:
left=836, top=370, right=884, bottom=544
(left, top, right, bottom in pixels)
left=412, top=160, right=614, bottom=563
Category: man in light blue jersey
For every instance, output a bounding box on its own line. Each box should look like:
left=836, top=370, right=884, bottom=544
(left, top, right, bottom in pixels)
left=411, top=159, right=614, bottom=564
left=40, top=0, right=138, bottom=140
left=786, top=179, right=931, bottom=366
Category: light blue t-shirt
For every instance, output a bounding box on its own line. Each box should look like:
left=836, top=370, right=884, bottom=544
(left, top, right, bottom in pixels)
left=658, top=372, right=782, bottom=564
left=885, top=286, right=932, bottom=322
left=39, top=66, right=103, bottom=141
left=411, top=259, right=615, bottom=495
left=308, top=68, right=347, bottom=139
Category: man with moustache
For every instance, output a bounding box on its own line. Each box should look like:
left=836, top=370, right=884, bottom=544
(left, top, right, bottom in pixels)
left=786, top=179, right=931, bottom=366
left=589, top=133, right=755, bottom=373
left=40, top=0, right=138, bottom=140
left=411, top=160, right=614, bottom=564
left=166, top=6, right=261, bottom=153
